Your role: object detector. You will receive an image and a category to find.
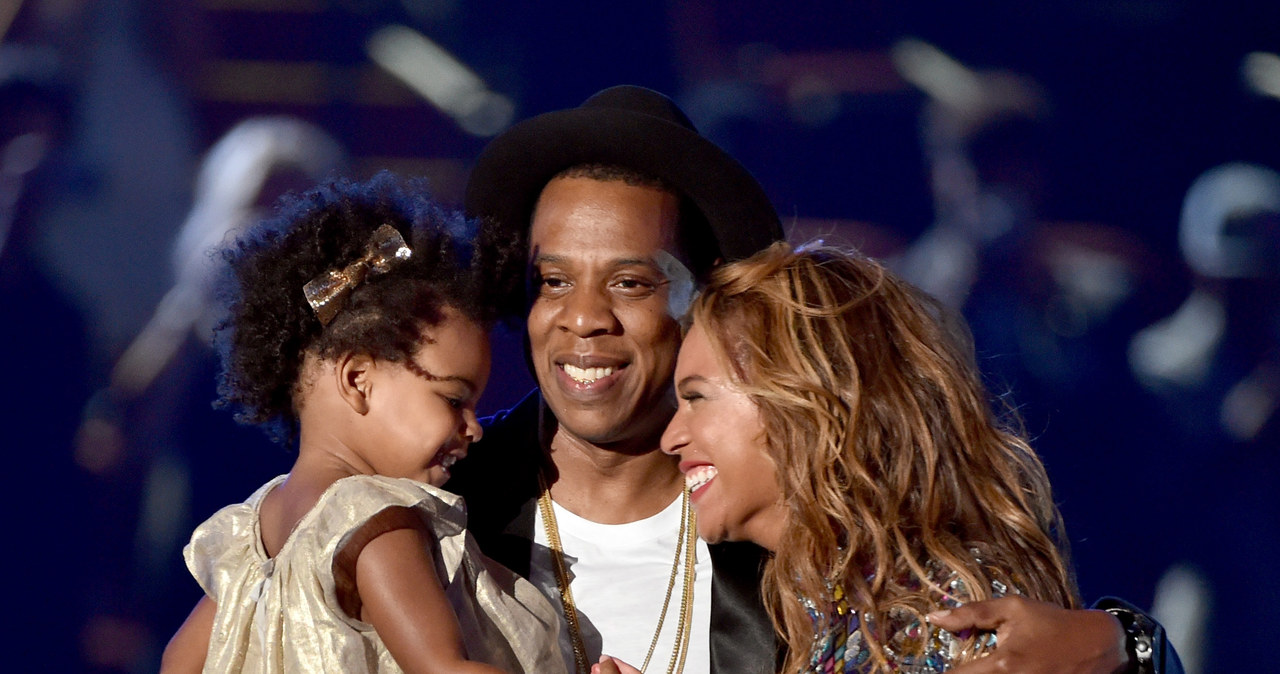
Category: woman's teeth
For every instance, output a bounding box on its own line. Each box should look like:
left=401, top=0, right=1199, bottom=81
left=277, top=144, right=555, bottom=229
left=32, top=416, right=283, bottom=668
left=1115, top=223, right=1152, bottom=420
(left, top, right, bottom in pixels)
left=562, top=363, right=615, bottom=383
left=685, top=465, right=717, bottom=492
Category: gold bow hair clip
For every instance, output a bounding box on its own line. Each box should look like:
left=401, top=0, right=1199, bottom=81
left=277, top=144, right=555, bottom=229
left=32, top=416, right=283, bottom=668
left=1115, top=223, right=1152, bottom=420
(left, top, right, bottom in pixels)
left=303, top=224, right=413, bottom=326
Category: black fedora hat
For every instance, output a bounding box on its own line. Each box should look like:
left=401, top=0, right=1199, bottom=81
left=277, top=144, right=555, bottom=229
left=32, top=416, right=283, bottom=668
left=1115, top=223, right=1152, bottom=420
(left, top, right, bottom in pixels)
left=464, top=85, right=782, bottom=263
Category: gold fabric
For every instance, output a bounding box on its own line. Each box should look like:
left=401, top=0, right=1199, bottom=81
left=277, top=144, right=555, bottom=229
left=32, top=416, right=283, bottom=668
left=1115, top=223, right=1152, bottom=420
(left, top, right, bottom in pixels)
left=184, top=474, right=566, bottom=673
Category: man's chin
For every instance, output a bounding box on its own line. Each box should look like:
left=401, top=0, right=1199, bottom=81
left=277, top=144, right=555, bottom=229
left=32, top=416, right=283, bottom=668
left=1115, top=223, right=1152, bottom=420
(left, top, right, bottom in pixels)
left=541, top=385, right=674, bottom=448
left=551, top=414, right=669, bottom=453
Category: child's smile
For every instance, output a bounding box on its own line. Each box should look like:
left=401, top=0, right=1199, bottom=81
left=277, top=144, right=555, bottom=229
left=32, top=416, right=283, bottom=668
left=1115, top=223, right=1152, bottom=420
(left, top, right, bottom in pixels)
left=358, top=308, right=490, bottom=487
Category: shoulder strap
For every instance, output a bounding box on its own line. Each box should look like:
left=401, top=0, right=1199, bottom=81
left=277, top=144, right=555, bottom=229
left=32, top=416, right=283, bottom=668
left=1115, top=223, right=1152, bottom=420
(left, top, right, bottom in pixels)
left=708, top=541, right=780, bottom=674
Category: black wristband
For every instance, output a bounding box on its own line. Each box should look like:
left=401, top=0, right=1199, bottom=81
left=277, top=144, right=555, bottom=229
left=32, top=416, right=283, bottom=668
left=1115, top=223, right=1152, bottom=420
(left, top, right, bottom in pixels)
left=1104, top=607, right=1155, bottom=674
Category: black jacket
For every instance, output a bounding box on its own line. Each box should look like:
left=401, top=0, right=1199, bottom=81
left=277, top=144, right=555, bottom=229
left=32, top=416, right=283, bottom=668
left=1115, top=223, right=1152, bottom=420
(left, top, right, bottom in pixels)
left=447, top=391, right=778, bottom=673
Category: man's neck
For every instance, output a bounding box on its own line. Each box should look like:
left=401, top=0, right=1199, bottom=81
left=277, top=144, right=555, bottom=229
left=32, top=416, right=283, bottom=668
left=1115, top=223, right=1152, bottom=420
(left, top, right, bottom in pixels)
left=545, top=429, right=685, bottom=525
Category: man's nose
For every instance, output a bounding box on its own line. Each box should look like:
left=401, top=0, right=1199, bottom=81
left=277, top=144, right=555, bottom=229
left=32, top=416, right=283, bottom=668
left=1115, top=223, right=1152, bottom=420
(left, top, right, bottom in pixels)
left=560, top=287, right=619, bottom=337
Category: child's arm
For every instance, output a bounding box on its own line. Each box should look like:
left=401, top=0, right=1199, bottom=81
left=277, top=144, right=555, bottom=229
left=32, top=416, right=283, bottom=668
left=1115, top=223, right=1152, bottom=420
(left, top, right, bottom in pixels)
left=159, top=595, right=215, bottom=673
left=349, top=507, right=506, bottom=674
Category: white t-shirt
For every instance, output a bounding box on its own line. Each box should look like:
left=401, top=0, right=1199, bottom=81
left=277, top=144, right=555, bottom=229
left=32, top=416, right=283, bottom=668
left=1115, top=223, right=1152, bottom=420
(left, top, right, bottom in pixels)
left=531, top=495, right=713, bottom=674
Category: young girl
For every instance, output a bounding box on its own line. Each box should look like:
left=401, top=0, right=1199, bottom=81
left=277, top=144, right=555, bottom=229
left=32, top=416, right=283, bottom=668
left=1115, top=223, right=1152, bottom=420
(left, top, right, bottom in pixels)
left=646, top=242, right=1079, bottom=673
left=160, top=174, right=566, bottom=673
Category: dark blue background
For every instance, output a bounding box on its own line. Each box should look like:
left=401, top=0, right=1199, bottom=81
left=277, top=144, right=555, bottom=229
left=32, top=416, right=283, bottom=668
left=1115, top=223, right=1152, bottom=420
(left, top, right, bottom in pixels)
left=2, top=1, right=1274, bottom=671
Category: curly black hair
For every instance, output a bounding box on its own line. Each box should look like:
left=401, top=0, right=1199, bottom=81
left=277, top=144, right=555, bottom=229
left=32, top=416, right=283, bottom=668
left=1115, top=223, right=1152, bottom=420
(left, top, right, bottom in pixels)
left=214, top=172, right=522, bottom=444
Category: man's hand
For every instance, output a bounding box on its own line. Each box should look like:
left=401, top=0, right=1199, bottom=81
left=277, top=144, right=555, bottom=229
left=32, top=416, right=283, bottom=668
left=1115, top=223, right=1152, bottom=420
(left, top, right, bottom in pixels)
left=929, top=596, right=1128, bottom=674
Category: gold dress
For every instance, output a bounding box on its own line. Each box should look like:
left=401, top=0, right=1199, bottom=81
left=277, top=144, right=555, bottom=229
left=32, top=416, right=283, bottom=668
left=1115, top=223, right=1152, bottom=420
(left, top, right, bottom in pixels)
left=184, top=474, right=566, bottom=673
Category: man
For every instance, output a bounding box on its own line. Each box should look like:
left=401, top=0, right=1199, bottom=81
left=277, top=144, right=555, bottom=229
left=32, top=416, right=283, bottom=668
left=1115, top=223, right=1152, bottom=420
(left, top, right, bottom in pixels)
left=449, top=85, right=1180, bottom=674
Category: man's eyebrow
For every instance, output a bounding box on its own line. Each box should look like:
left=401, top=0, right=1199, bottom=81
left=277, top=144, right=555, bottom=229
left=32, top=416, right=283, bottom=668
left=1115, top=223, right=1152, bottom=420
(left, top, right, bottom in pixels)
left=614, top=256, right=662, bottom=269
left=530, top=252, right=567, bottom=265
left=531, top=252, right=665, bottom=271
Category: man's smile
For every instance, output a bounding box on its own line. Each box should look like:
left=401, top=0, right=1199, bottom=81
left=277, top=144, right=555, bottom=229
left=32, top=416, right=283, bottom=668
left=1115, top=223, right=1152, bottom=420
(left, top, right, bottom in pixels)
left=561, top=363, right=617, bottom=383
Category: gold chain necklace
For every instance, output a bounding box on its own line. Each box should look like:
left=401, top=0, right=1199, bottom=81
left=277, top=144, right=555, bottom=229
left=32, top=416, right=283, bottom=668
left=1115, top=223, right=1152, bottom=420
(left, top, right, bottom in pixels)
left=536, top=475, right=697, bottom=674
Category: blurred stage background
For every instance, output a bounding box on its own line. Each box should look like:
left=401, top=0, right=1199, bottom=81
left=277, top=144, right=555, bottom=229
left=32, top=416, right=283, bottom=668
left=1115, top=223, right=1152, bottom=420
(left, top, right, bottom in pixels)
left=2, top=1, right=1276, bottom=672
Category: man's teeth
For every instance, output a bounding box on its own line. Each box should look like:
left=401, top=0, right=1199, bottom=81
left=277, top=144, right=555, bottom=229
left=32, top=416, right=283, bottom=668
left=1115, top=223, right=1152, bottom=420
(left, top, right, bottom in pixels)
left=562, top=363, right=616, bottom=383
left=440, top=454, right=458, bottom=469
left=685, top=465, right=717, bottom=492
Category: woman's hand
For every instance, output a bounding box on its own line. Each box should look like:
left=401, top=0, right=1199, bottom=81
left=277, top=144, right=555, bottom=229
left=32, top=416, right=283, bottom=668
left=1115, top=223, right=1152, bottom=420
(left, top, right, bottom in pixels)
left=929, top=596, right=1128, bottom=674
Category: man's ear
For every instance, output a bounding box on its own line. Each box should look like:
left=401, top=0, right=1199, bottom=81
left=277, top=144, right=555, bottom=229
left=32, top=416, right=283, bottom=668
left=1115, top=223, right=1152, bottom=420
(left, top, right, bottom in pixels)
left=336, top=352, right=375, bottom=415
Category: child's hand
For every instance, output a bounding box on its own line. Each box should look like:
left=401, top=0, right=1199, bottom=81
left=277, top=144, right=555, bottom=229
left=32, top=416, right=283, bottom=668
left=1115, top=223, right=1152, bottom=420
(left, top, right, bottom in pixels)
left=590, top=655, right=642, bottom=674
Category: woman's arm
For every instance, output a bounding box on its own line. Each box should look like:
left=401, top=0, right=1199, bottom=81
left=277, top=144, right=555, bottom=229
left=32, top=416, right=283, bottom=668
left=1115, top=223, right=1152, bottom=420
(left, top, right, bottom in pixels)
left=159, top=595, right=215, bottom=674
left=930, top=596, right=1184, bottom=674
left=353, top=509, right=505, bottom=674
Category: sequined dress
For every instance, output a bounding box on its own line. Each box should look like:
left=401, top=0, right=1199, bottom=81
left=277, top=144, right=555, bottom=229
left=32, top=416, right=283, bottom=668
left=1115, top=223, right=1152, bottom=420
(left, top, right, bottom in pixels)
left=804, top=571, right=1005, bottom=673
left=184, top=474, right=567, bottom=673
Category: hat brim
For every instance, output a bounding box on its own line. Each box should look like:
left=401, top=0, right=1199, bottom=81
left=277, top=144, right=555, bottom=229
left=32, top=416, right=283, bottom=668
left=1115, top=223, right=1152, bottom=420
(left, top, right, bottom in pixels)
left=464, top=104, right=782, bottom=262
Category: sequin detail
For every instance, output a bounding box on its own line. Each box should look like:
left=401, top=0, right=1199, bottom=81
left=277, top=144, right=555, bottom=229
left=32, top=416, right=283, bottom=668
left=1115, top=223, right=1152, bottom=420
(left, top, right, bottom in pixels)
left=802, top=569, right=1007, bottom=673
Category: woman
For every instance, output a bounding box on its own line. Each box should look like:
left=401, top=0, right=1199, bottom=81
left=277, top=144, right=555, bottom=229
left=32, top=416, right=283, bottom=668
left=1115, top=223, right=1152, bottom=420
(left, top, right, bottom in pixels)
left=656, top=242, right=1077, bottom=672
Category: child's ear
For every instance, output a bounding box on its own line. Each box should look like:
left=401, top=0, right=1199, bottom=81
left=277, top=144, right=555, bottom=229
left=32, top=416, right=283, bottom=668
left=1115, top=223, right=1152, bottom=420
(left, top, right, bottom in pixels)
left=336, top=352, right=375, bottom=415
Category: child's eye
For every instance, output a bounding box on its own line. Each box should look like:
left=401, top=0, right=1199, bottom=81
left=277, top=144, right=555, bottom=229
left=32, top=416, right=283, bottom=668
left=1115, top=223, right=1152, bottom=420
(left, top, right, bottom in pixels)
left=445, top=396, right=465, bottom=409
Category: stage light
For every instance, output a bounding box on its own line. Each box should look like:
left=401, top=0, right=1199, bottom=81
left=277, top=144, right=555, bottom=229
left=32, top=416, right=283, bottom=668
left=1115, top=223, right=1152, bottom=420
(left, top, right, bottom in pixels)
left=1242, top=51, right=1280, bottom=100
left=367, top=24, right=514, bottom=136
left=890, top=38, right=984, bottom=113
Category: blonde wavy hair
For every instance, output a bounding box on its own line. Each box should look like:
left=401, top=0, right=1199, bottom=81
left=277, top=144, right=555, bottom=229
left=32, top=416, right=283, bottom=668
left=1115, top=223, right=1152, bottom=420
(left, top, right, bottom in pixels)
left=690, top=242, right=1078, bottom=672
